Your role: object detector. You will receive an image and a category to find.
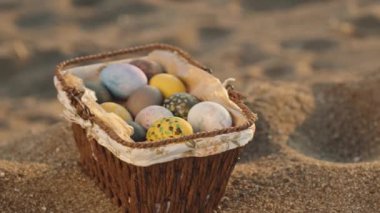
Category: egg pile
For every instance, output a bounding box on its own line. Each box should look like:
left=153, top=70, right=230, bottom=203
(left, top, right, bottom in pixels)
left=78, top=58, right=233, bottom=142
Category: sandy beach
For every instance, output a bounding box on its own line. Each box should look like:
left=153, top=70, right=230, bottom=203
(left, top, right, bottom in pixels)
left=1, top=0, right=380, bottom=212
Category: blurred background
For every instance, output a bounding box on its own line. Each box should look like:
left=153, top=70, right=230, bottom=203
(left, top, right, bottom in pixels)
left=0, top=0, right=379, bottom=141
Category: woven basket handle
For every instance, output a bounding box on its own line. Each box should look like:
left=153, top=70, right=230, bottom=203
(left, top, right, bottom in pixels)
left=55, top=43, right=212, bottom=79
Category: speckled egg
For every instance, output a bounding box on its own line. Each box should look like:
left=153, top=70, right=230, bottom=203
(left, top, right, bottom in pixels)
left=125, top=85, right=163, bottom=117
left=100, top=63, right=147, bottom=99
left=135, top=105, right=173, bottom=129
left=127, top=121, right=146, bottom=142
left=163, top=93, right=200, bottom=119
left=146, top=117, right=193, bottom=141
left=129, top=58, right=164, bottom=79
left=149, top=74, right=186, bottom=98
left=187, top=101, right=232, bottom=132
left=101, top=102, right=132, bottom=121
left=84, top=80, right=112, bottom=103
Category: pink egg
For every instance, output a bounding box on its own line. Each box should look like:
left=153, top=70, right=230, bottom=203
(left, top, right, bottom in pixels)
left=135, top=105, right=173, bottom=129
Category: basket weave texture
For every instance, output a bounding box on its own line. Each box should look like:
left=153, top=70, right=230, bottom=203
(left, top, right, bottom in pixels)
left=56, top=44, right=256, bottom=212
left=73, top=123, right=241, bottom=212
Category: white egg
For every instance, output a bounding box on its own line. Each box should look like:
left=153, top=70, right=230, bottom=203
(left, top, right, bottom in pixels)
left=187, top=101, right=232, bottom=132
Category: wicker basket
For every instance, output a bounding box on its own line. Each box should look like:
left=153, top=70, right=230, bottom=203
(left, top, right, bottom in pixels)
left=54, top=44, right=256, bottom=213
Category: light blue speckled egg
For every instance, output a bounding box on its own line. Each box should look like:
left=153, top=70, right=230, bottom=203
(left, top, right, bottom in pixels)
left=100, top=63, right=147, bottom=99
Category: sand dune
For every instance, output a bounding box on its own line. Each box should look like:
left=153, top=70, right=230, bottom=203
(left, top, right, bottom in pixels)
left=1, top=0, right=380, bottom=212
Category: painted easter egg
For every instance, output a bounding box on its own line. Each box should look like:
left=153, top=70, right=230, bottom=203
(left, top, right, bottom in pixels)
left=101, top=102, right=132, bottom=121
left=127, top=121, right=146, bottom=142
left=125, top=85, right=163, bottom=117
left=149, top=74, right=186, bottom=98
left=146, top=117, right=193, bottom=141
left=100, top=63, right=147, bottom=99
left=187, top=101, right=232, bottom=132
left=129, top=58, right=164, bottom=79
left=163, top=93, right=200, bottom=119
left=135, top=105, right=173, bottom=129
left=84, top=80, right=112, bottom=103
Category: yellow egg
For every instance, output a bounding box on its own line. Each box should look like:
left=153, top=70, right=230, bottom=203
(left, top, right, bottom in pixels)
left=101, top=102, right=132, bottom=121
left=149, top=74, right=186, bottom=98
left=146, top=117, right=193, bottom=141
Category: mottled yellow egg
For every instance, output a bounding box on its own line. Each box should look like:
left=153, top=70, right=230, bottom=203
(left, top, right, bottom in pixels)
left=146, top=117, right=193, bottom=141
left=101, top=102, right=132, bottom=121
left=149, top=74, right=186, bottom=98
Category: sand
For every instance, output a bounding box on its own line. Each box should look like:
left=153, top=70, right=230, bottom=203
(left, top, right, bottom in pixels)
left=1, top=0, right=380, bottom=212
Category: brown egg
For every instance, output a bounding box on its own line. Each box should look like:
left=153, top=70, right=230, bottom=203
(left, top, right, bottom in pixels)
left=125, top=85, right=163, bottom=117
left=129, top=58, right=164, bottom=79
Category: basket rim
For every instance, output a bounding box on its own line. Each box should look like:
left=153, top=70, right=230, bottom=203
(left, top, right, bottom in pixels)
left=55, top=43, right=257, bottom=148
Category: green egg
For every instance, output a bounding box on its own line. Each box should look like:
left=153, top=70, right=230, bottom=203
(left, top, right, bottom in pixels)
left=84, top=80, right=112, bottom=103
left=163, top=93, right=200, bottom=119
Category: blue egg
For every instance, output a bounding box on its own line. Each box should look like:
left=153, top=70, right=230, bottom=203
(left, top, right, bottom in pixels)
left=84, top=81, right=112, bottom=103
left=100, top=63, right=147, bottom=99
left=127, top=121, right=147, bottom=142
